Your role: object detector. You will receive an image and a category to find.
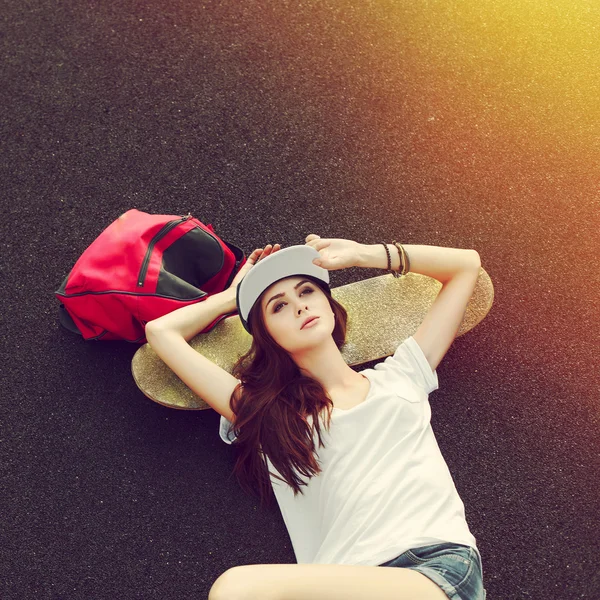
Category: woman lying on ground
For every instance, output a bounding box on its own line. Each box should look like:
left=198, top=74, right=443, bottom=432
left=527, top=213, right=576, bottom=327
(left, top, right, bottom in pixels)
left=145, top=234, right=487, bottom=600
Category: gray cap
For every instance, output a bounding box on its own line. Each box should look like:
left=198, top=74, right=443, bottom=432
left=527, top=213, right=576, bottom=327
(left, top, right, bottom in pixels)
left=236, top=244, right=331, bottom=334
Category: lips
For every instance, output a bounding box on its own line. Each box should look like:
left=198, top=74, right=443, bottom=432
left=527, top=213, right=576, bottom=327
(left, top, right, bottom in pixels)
left=301, top=316, right=319, bottom=329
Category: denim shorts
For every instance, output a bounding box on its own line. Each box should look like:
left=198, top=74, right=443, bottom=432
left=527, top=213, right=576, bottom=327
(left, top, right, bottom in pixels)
left=378, top=542, right=486, bottom=600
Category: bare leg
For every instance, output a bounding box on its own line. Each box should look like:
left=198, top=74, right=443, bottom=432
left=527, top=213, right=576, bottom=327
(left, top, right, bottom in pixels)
left=208, top=562, right=449, bottom=600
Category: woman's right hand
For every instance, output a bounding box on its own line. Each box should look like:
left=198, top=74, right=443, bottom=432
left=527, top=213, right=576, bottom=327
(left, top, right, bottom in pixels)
left=222, top=244, right=282, bottom=313
left=228, top=244, right=282, bottom=292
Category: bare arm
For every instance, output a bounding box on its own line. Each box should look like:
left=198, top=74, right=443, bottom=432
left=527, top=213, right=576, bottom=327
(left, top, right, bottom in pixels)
left=145, top=287, right=237, bottom=342
left=357, top=243, right=480, bottom=284
left=358, top=243, right=482, bottom=372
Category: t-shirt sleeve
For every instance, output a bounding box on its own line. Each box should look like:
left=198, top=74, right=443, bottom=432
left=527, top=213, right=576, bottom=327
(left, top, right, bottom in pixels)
left=219, top=414, right=237, bottom=445
left=376, top=335, right=439, bottom=395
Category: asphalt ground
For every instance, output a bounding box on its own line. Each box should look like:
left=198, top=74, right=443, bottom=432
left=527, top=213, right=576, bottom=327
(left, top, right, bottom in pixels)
left=1, top=1, right=599, bottom=599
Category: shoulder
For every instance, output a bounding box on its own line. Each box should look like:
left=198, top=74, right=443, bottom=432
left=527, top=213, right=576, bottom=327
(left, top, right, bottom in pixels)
left=373, top=336, right=439, bottom=395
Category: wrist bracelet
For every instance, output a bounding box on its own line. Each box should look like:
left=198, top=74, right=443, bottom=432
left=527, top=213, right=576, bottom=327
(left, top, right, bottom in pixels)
left=393, top=242, right=410, bottom=277
left=392, top=241, right=405, bottom=277
left=392, top=241, right=408, bottom=277
left=381, top=242, right=406, bottom=278
left=397, top=242, right=410, bottom=275
left=381, top=243, right=394, bottom=277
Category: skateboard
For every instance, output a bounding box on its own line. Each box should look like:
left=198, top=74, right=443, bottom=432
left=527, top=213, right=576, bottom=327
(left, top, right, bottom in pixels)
left=131, top=269, right=494, bottom=410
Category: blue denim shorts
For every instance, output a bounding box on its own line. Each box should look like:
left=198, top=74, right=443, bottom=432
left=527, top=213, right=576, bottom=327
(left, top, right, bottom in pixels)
left=378, top=542, right=486, bottom=600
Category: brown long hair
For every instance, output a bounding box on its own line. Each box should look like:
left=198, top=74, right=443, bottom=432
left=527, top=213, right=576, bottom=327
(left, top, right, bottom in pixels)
left=226, top=277, right=349, bottom=509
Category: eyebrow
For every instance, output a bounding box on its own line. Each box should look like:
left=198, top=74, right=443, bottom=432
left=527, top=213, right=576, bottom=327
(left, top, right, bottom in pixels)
left=265, top=280, right=312, bottom=310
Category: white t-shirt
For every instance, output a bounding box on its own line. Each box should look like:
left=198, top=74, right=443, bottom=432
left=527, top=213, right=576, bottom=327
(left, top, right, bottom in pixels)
left=219, top=335, right=478, bottom=566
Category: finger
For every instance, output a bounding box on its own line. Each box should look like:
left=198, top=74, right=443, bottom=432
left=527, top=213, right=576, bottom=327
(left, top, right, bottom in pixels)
left=258, top=245, right=273, bottom=259
left=253, top=244, right=280, bottom=263
left=305, top=234, right=320, bottom=242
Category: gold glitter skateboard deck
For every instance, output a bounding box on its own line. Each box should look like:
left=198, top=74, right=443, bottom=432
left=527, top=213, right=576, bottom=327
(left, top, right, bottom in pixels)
left=132, top=269, right=494, bottom=410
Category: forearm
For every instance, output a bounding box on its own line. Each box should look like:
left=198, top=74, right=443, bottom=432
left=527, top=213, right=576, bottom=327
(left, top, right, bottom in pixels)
left=357, top=243, right=480, bottom=283
left=145, top=287, right=237, bottom=341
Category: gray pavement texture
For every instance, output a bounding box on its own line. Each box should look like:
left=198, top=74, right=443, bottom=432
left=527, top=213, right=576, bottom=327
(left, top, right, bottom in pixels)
left=1, top=1, right=599, bottom=599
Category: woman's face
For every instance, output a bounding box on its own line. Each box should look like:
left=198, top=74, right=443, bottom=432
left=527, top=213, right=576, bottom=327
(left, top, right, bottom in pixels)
left=260, top=276, right=335, bottom=352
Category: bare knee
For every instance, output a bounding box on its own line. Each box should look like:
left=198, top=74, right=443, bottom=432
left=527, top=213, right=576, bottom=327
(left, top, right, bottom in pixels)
left=208, top=567, right=252, bottom=600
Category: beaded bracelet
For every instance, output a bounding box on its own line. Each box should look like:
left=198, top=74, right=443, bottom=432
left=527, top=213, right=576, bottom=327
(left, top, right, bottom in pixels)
left=380, top=242, right=409, bottom=278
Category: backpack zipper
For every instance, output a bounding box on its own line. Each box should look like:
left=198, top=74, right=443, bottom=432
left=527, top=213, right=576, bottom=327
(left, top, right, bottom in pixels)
left=137, top=213, right=192, bottom=287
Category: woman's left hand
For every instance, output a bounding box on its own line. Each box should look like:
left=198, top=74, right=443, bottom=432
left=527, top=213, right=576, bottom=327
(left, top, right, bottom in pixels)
left=305, top=234, right=362, bottom=271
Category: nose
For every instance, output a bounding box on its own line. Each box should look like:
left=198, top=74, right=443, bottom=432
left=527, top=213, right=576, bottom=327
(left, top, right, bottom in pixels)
left=297, top=301, right=309, bottom=314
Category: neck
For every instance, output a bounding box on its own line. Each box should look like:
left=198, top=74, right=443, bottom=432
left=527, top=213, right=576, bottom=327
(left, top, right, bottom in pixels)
left=293, top=337, right=362, bottom=395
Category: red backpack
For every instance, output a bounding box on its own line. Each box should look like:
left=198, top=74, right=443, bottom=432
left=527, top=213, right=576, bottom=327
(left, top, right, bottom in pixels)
left=55, top=209, right=247, bottom=343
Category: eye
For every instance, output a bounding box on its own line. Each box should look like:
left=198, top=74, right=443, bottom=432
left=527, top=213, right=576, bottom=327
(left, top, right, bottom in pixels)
left=274, top=287, right=313, bottom=313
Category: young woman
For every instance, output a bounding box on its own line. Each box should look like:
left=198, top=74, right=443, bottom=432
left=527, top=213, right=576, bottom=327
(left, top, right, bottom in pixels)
left=145, top=234, right=487, bottom=600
